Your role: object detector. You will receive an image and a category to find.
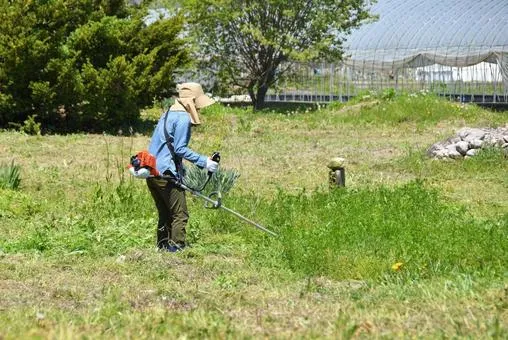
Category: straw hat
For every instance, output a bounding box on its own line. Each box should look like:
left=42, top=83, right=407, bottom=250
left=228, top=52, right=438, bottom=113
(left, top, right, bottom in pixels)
left=176, top=82, right=215, bottom=125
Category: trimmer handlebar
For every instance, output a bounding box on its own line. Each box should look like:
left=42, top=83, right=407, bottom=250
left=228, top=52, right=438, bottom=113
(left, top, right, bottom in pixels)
left=209, top=151, right=221, bottom=176
left=155, top=174, right=277, bottom=237
left=211, top=151, right=221, bottom=163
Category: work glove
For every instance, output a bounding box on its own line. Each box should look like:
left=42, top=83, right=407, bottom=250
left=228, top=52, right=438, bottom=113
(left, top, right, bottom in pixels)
left=129, top=167, right=151, bottom=179
left=206, top=158, right=219, bottom=173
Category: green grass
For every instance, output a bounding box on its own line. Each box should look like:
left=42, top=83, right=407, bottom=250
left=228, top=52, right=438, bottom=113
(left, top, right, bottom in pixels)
left=392, top=146, right=508, bottom=218
left=0, top=93, right=507, bottom=338
left=255, top=182, right=506, bottom=281
left=325, top=90, right=502, bottom=126
left=5, top=179, right=505, bottom=281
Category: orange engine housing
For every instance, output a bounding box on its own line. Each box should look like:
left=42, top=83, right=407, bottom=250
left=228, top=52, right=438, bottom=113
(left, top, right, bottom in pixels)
left=128, top=150, right=160, bottom=176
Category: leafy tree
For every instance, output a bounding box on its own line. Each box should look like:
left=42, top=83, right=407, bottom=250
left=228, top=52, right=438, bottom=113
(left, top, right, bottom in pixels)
left=185, top=0, right=373, bottom=109
left=0, top=0, right=190, bottom=132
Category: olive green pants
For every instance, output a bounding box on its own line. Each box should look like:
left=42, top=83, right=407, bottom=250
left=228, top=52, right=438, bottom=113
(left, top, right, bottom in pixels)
left=146, top=177, right=188, bottom=248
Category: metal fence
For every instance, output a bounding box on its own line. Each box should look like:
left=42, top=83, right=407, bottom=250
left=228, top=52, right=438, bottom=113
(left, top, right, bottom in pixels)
left=268, top=61, right=508, bottom=105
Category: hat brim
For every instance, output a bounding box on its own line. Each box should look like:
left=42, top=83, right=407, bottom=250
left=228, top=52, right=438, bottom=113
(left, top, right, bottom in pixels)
left=195, top=94, right=215, bottom=109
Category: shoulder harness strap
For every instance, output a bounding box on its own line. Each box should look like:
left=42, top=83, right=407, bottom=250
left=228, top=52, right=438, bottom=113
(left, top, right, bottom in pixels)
left=162, top=110, right=184, bottom=181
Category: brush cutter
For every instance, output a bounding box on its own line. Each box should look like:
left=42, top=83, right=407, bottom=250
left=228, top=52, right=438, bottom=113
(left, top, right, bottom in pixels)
left=129, top=151, right=277, bottom=237
left=164, top=176, right=277, bottom=237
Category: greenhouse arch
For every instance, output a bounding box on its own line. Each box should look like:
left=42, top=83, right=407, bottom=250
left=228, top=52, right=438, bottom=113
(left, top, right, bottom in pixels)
left=270, top=0, right=508, bottom=105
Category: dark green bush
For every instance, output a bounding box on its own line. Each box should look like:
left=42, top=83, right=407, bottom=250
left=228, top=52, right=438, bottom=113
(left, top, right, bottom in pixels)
left=0, top=0, right=190, bottom=132
left=8, top=115, right=42, bottom=135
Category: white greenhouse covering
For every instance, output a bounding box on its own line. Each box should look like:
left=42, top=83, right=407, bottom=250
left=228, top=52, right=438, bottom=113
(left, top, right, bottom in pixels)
left=269, top=0, right=508, bottom=104
left=343, top=0, right=508, bottom=80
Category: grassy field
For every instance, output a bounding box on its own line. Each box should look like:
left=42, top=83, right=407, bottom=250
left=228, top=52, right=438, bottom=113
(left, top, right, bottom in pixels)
left=1, top=92, right=507, bottom=338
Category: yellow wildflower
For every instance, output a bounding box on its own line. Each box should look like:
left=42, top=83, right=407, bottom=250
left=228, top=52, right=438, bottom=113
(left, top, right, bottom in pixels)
left=391, top=262, right=403, bottom=271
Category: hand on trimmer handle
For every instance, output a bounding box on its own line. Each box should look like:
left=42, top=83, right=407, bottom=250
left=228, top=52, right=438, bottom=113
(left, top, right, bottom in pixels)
left=206, top=151, right=220, bottom=174
left=211, top=151, right=220, bottom=164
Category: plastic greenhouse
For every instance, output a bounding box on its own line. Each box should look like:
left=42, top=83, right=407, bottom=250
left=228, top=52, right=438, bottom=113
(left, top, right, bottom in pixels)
left=271, top=0, right=508, bottom=105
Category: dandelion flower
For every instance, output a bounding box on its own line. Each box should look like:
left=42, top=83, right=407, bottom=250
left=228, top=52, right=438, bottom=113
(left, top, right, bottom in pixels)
left=391, top=262, right=403, bottom=271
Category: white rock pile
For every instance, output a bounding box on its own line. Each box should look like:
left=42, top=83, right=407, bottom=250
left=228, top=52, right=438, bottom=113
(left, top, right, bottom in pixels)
left=427, top=127, right=508, bottom=159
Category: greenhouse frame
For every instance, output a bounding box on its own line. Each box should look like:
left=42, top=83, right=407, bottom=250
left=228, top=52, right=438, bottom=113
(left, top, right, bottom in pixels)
left=270, top=0, right=508, bottom=105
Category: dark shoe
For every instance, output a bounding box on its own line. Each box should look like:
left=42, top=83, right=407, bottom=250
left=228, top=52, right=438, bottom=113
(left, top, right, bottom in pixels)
left=160, top=243, right=185, bottom=253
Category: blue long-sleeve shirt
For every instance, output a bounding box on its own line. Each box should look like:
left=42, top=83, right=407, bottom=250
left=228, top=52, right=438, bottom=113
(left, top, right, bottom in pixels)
left=148, top=110, right=207, bottom=178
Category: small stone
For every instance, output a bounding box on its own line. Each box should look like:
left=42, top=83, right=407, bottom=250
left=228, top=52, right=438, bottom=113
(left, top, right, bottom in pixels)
left=458, top=128, right=469, bottom=140
left=327, top=157, right=345, bottom=170
left=466, top=149, right=478, bottom=157
left=470, top=129, right=487, bottom=141
left=469, top=139, right=483, bottom=149
left=485, top=138, right=498, bottom=146
left=445, top=145, right=461, bottom=159
left=458, top=128, right=486, bottom=142
left=456, top=141, right=469, bottom=155
left=434, top=149, right=448, bottom=159
left=427, top=143, right=444, bottom=157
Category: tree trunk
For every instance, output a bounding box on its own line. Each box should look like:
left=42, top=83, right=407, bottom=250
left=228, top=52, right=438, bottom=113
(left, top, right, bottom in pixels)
left=253, top=61, right=280, bottom=110
left=254, top=84, right=268, bottom=110
left=248, top=61, right=280, bottom=110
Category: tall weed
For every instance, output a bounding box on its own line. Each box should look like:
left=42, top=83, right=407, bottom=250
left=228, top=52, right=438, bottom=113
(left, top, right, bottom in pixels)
left=2, top=163, right=505, bottom=283
left=183, top=163, right=240, bottom=195
left=1, top=180, right=155, bottom=256
left=0, top=160, right=21, bottom=190
left=248, top=181, right=507, bottom=281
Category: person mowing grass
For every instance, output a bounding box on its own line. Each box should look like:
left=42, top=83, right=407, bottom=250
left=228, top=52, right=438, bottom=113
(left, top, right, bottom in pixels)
left=146, top=82, right=218, bottom=252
